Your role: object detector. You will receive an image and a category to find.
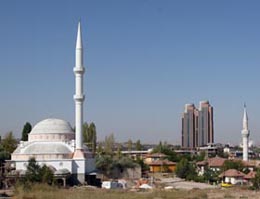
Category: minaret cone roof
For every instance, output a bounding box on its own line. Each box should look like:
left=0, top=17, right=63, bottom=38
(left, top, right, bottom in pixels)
left=243, top=103, right=248, bottom=130
left=76, top=22, right=83, bottom=49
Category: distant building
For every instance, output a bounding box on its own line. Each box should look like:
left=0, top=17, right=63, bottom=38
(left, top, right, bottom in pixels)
left=219, top=169, right=245, bottom=185
left=198, top=101, right=214, bottom=146
left=181, top=101, right=214, bottom=149
left=181, top=104, right=198, bottom=148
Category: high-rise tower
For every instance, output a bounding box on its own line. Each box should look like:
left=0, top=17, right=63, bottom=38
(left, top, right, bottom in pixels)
left=181, top=101, right=214, bottom=149
left=198, top=101, right=214, bottom=146
left=182, top=104, right=198, bottom=148
left=73, top=22, right=85, bottom=158
left=241, top=104, right=250, bottom=161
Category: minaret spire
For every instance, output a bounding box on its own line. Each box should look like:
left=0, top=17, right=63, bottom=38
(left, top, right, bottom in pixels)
left=243, top=103, right=248, bottom=130
left=76, top=22, right=83, bottom=50
left=73, top=21, right=85, bottom=158
left=241, top=103, right=250, bottom=161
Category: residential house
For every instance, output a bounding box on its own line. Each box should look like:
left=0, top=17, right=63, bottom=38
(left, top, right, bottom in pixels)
left=219, top=169, right=245, bottom=185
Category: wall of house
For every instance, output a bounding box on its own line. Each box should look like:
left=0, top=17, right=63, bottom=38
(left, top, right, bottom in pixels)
left=149, top=165, right=176, bottom=173
left=224, top=176, right=244, bottom=185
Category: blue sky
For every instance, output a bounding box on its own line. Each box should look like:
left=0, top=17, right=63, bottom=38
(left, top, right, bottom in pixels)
left=0, top=0, right=260, bottom=145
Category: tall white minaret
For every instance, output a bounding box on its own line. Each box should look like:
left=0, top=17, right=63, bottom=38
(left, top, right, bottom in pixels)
left=241, top=104, right=250, bottom=161
left=73, top=22, right=85, bottom=158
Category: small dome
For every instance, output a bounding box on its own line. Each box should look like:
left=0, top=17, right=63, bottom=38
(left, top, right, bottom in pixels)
left=30, top=118, right=74, bottom=135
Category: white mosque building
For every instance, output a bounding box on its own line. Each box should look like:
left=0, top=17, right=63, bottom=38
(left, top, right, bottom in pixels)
left=11, top=22, right=95, bottom=184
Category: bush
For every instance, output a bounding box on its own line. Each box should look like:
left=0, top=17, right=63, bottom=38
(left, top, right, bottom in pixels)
left=20, top=157, right=54, bottom=188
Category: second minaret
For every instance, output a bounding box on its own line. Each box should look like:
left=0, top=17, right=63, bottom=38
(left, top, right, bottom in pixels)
left=241, top=104, right=250, bottom=161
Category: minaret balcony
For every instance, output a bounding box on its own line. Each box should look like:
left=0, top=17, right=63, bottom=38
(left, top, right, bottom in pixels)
left=73, top=67, right=85, bottom=74
left=74, top=94, right=85, bottom=101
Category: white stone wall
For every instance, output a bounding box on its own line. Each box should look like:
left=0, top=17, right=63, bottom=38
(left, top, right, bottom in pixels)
left=15, top=159, right=73, bottom=173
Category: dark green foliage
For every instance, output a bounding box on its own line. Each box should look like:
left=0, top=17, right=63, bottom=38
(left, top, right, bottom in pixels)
left=25, top=158, right=42, bottom=182
left=40, top=165, right=54, bottom=184
left=175, top=158, right=190, bottom=178
left=1, top=132, right=17, bottom=154
left=0, top=151, right=10, bottom=162
left=88, top=123, right=97, bottom=153
left=152, top=141, right=178, bottom=162
left=23, top=158, right=54, bottom=184
left=95, top=154, right=137, bottom=177
left=175, top=158, right=197, bottom=180
left=195, top=151, right=206, bottom=162
left=203, top=169, right=219, bottom=184
left=252, top=169, right=260, bottom=190
left=21, top=122, right=32, bottom=141
left=82, top=122, right=89, bottom=143
left=95, top=155, right=114, bottom=176
left=222, top=160, right=244, bottom=172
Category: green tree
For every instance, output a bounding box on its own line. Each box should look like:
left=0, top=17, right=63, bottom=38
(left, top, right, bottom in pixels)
left=135, top=139, right=143, bottom=151
left=96, top=154, right=137, bottom=178
left=153, top=141, right=178, bottom=162
left=25, top=158, right=42, bottom=182
left=114, top=156, right=136, bottom=172
left=24, top=158, right=54, bottom=184
left=203, top=168, right=219, bottom=184
left=1, top=132, right=17, bottom=154
left=222, top=160, right=244, bottom=172
left=40, top=165, right=54, bottom=184
left=104, top=134, right=115, bottom=154
left=83, top=122, right=97, bottom=154
left=175, top=158, right=190, bottom=178
left=196, top=151, right=206, bottom=162
left=176, top=158, right=197, bottom=180
left=88, top=123, right=97, bottom=154
left=96, top=142, right=103, bottom=154
left=95, top=155, right=113, bottom=177
left=252, top=169, right=260, bottom=190
left=21, top=122, right=32, bottom=141
left=127, top=139, right=133, bottom=151
left=82, top=122, right=89, bottom=144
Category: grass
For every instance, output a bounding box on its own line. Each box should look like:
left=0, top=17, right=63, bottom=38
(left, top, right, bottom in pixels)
left=12, top=184, right=259, bottom=199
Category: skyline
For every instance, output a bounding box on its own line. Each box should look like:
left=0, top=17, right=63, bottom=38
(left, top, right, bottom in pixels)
left=1, top=1, right=260, bottom=145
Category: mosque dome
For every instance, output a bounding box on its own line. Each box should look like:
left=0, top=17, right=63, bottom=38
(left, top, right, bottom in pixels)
left=28, top=118, right=75, bottom=142
left=30, top=118, right=74, bottom=134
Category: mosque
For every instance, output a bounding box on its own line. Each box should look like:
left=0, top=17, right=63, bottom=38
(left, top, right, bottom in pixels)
left=11, top=22, right=95, bottom=184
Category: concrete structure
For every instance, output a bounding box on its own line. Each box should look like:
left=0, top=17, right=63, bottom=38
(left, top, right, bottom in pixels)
left=11, top=22, right=95, bottom=184
left=241, top=104, right=250, bottom=161
left=181, top=101, right=214, bottom=149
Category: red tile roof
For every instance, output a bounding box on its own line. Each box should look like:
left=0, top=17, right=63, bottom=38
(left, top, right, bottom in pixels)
left=219, top=169, right=245, bottom=178
left=196, top=157, right=227, bottom=167
left=208, top=157, right=226, bottom=167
